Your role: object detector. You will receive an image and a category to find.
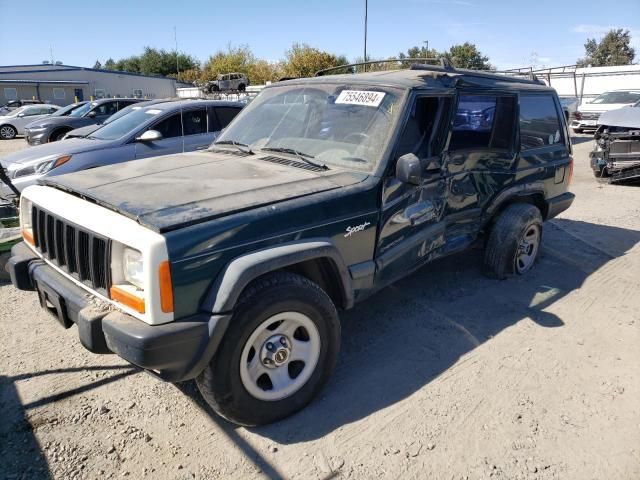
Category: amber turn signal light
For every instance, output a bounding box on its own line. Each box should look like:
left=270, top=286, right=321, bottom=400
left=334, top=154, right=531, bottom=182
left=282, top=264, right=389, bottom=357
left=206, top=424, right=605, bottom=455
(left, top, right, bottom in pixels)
left=110, top=285, right=145, bottom=313
left=159, top=261, right=174, bottom=313
left=22, top=228, right=34, bottom=246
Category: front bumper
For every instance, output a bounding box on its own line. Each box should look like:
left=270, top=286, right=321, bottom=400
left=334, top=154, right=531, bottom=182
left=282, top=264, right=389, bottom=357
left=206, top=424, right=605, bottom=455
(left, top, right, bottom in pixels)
left=6, top=242, right=229, bottom=382
left=24, top=130, right=47, bottom=145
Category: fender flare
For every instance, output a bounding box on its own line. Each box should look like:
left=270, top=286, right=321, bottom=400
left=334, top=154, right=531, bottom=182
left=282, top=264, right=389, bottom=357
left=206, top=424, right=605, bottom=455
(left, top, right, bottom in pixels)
left=202, top=239, right=354, bottom=314
left=484, top=182, right=548, bottom=222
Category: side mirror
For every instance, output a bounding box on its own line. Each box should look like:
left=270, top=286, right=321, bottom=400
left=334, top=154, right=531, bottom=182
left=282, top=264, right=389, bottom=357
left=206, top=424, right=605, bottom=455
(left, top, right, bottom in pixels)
left=86, top=111, right=97, bottom=118
left=17, top=113, right=25, bottom=118
left=136, top=129, right=163, bottom=142
left=396, top=153, right=422, bottom=185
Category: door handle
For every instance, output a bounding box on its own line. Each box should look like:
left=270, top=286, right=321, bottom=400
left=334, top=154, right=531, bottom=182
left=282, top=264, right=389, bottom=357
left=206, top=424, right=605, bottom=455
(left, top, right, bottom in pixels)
left=405, top=202, right=436, bottom=226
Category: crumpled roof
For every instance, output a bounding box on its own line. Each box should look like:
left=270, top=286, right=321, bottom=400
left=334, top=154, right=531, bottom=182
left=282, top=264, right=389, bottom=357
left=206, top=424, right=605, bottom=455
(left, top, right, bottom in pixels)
left=598, top=106, right=640, bottom=129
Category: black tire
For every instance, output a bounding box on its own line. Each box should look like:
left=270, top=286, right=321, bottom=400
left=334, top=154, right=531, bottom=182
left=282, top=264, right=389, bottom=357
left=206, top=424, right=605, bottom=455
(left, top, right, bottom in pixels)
left=238, top=83, right=246, bottom=92
left=208, top=84, right=219, bottom=93
left=572, top=128, right=583, bottom=134
left=0, top=253, right=10, bottom=282
left=196, top=271, right=341, bottom=426
left=484, top=203, right=543, bottom=279
left=0, top=125, right=17, bottom=140
left=50, top=129, right=69, bottom=142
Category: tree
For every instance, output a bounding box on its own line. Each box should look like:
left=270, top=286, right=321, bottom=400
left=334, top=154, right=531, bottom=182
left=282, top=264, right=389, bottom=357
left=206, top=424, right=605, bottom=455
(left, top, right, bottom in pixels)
left=103, top=47, right=199, bottom=76
left=398, top=46, right=441, bottom=68
left=442, top=42, right=493, bottom=70
left=281, top=43, right=348, bottom=78
left=103, top=58, right=116, bottom=70
left=577, top=29, right=635, bottom=67
left=93, top=60, right=102, bottom=69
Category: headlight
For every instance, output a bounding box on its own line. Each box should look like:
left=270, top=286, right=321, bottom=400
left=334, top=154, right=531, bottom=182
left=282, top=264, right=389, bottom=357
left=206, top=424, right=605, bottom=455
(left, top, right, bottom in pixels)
left=12, top=155, right=72, bottom=178
left=27, top=126, right=47, bottom=132
left=20, top=197, right=34, bottom=245
left=123, top=247, right=144, bottom=289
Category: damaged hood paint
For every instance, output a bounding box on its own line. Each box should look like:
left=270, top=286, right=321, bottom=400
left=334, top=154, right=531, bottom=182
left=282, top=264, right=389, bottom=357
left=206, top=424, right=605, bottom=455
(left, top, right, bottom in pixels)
left=598, top=106, right=640, bottom=129
left=41, top=150, right=368, bottom=232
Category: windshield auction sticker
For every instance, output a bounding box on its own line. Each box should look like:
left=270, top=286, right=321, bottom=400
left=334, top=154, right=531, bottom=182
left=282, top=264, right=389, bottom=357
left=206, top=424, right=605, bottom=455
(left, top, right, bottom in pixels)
left=335, top=90, right=386, bottom=107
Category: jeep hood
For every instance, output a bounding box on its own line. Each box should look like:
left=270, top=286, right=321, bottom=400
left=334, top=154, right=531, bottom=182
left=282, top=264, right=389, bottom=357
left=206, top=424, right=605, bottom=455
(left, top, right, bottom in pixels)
left=41, top=151, right=369, bottom=232
left=0, top=138, right=112, bottom=168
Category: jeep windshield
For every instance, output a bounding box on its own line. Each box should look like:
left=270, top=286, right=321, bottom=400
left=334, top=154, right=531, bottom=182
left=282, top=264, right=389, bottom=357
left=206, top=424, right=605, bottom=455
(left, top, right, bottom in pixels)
left=214, top=84, right=403, bottom=171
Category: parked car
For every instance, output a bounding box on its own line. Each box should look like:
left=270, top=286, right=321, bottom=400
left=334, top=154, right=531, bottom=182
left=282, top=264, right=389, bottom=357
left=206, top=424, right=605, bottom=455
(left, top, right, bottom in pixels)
left=201, top=73, right=250, bottom=93
left=559, top=96, right=579, bottom=122
left=0, top=104, right=61, bottom=140
left=63, top=99, right=176, bottom=140
left=0, top=99, right=44, bottom=114
left=22, top=98, right=143, bottom=145
left=590, top=104, right=640, bottom=182
left=6, top=64, right=575, bottom=426
left=571, top=89, right=640, bottom=133
left=0, top=100, right=243, bottom=193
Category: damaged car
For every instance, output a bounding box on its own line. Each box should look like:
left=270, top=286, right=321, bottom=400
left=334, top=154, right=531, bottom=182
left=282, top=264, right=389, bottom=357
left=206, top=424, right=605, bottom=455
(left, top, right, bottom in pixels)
left=590, top=105, right=640, bottom=183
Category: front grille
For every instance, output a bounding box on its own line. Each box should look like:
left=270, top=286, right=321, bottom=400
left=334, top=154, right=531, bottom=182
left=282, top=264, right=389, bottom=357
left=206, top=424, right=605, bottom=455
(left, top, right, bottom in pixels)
left=31, top=205, right=110, bottom=294
left=579, top=112, right=600, bottom=120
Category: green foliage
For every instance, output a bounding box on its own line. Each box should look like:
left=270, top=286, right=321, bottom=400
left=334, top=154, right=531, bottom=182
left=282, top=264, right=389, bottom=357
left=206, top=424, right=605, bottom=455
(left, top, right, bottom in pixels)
left=101, top=47, right=199, bottom=77
left=93, top=60, right=102, bottom=69
left=281, top=43, right=348, bottom=78
left=577, top=29, right=635, bottom=67
left=442, top=42, right=493, bottom=70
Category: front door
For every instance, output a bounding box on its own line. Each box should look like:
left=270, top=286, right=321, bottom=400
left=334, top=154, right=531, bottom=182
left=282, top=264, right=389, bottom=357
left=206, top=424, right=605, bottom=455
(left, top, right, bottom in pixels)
left=181, top=108, right=214, bottom=151
left=74, top=89, right=84, bottom=102
left=134, top=112, right=184, bottom=159
left=375, top=94, right=452, bottom=285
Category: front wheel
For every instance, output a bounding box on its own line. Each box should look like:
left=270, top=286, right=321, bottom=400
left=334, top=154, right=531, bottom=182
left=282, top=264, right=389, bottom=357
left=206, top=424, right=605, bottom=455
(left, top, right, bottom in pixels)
left=0, top=125, right=17, bottom=140
left=196, top=272, right=341, bottom=426
left=484, top=203, right=543, bottom=279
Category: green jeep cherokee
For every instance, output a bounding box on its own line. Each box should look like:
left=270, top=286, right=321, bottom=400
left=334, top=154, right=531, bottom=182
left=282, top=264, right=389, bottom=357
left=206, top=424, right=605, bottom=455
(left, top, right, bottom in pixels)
left=7, top=64, right=574, bottom=425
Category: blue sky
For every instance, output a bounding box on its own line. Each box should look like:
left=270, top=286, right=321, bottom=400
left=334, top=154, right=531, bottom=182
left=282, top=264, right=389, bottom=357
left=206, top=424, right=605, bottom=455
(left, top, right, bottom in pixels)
left=0, top=0, right=638, bottom=70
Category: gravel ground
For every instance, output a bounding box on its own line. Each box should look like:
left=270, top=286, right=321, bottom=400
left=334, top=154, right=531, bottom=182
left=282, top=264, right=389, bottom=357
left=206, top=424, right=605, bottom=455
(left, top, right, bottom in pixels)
left=1, top=136, right=639, bottom=480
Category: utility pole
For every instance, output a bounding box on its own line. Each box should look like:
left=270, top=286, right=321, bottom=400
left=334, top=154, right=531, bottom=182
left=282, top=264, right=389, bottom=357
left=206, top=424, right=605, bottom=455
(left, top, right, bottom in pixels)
left=423, top=40, right=429, bottom=54
left=174, top=26, right=180, bottom=79
left=364, top=0, right=368, bottom=72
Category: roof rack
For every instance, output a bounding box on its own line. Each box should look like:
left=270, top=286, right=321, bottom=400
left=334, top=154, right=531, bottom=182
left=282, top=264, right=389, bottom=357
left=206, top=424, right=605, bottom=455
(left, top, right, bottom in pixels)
left=315, top=57, right=454, bottom=76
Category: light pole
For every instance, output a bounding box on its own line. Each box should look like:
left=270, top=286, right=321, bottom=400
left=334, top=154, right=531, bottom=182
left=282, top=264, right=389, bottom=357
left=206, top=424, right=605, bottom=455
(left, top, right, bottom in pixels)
left=363, top=0, right=368, bottom=71
left=423, top=40, right=429, bottom=55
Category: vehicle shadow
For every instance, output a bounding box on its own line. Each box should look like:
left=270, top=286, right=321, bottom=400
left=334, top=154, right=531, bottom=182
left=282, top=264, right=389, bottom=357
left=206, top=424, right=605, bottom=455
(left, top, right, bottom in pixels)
left=570, top=135, right=594, bottom=145
left=0, top=366, right=138, bottom=480
left=240, top=218, right=640, bottom=443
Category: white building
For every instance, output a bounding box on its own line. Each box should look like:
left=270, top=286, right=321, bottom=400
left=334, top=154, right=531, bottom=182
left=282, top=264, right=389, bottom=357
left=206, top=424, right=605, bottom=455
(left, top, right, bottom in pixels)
left=0, top=64, right=186, bottom=105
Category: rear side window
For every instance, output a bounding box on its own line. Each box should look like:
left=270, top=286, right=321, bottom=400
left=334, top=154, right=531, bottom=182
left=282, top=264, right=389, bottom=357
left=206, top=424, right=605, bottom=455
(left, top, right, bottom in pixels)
left=153, top=113, right=182, bottom=139
left=449, top=95, right=515, bottom=151
left=519, top=95, right=564, bottom=150
left=213, top=107, right=241, bottom=131
left=183, top=109, right=207, bottom=136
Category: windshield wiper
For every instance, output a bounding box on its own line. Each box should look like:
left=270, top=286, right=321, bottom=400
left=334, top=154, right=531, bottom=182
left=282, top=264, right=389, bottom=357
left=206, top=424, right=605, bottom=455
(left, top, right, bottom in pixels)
left=213, top=140, right=254, bottom=154
left=261, top=147, right=329, bottom=170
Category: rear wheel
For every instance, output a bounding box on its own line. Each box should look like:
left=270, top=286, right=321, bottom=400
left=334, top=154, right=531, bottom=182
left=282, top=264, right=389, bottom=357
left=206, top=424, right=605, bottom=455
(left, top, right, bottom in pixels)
left=238, top=83, right=246, bottom=92
left=196, top=272, right=341, bottom=426
left=0, top=125, right=17, bottom=140
left=484, top=203, right=543, bottom=279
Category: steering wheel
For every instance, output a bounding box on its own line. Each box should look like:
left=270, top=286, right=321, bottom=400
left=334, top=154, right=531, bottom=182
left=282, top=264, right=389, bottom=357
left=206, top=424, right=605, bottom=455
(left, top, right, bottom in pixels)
left=343, top=132, right=369, bottom=144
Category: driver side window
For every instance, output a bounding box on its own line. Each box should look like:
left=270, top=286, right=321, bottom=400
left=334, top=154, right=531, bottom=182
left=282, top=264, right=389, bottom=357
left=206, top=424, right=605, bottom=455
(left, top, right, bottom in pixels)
left=152, top=113, right=182, bottom=139
left=396, top=96, right=449, bottom=160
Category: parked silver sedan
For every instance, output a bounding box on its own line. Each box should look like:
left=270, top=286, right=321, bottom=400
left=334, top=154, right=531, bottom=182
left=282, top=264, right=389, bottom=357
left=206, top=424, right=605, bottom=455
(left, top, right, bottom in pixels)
left=0, top=104, right=60, bottom=139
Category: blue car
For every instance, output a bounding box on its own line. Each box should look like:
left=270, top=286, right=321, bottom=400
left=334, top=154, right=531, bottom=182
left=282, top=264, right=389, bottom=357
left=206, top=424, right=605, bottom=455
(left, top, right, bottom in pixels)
left=1, top=99, right=243, bottom=193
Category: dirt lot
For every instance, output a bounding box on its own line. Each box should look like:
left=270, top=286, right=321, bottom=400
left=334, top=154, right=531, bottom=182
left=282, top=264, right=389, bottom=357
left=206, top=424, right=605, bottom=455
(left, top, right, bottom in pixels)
left=1, top=136, right=639, bottom=480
